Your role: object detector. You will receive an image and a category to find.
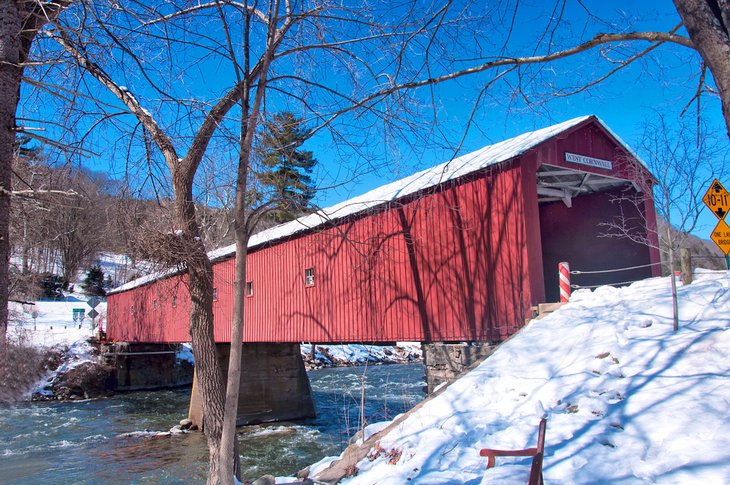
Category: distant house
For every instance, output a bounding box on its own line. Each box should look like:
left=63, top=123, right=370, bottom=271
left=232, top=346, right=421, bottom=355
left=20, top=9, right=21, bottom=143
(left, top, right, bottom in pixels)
left=107, top=115, right=660, bottom=345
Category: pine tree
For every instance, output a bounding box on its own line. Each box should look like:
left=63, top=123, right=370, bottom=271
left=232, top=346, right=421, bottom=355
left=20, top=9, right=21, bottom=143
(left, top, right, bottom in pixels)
left=82, top=265, right=106, bottom=297
left=103, top=274, right=114, bottom=292
left=258, top=112, right=317, bottom=223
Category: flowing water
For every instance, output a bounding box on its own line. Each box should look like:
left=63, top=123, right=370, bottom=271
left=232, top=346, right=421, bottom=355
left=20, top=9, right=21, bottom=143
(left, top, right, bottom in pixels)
left=0, top=363, right=425, bottom=484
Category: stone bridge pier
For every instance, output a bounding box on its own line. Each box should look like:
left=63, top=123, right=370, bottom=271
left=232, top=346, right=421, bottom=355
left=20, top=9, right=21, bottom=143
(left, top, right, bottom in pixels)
left=188, top=343, right=316, bottom=428
left=422, top=342, right=497, bottom=394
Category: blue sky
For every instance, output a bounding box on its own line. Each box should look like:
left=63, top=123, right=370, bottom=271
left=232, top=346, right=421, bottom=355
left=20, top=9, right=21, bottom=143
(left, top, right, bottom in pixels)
left=25, top=0, right=729, bottom=240
left=299, top=0, right=728, bottom=238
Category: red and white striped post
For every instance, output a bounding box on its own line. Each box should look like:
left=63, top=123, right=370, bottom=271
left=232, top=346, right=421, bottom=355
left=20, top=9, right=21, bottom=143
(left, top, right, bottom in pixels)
left=559, top=262, right=571, bottom=302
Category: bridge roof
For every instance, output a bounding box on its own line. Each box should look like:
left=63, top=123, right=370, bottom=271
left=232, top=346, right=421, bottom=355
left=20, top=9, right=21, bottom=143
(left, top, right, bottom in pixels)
left=110, top=114, right=641, bottom=295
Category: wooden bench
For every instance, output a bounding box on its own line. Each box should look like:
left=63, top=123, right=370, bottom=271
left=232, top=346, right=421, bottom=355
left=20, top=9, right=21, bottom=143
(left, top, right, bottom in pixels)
left=479, top=418, right=547, bottom=485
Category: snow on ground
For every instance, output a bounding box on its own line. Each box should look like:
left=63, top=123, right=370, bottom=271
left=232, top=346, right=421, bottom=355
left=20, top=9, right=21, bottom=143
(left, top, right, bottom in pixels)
left=8, top=298, right=104, bottom=349
left=95, top=252, right=154, bottom=288
left=8, top=298, right=104, bottom=398
left=310, top=270, right=730, bottom=484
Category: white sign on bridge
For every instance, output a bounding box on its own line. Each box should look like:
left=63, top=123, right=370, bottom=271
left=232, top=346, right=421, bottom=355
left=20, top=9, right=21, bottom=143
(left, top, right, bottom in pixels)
left=565, top=152, right=613, bottom=171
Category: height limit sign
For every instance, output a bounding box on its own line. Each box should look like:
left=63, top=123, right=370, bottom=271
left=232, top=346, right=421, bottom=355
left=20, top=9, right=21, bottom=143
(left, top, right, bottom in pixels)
left=703, top=179, right=730, bottom=258
left=703, top=179, right=730, bottom=221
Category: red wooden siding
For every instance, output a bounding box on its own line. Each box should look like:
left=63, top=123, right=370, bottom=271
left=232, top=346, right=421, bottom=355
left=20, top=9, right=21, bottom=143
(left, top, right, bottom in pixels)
left=107, top=118, right=659, bottom=344
left=107, top=274, right=191, bottom=342
left=235, top=159, right=530, bottom=343
left=108, top=160, right=533, bottom=344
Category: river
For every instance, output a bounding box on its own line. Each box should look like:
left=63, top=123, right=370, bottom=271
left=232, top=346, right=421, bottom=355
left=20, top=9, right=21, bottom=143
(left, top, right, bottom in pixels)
left=0, top=363, right=425, bottom=484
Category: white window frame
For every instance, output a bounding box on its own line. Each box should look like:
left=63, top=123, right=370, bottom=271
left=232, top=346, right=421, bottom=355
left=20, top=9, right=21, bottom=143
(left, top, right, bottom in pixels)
left=304, top=267, right=315, bottom=287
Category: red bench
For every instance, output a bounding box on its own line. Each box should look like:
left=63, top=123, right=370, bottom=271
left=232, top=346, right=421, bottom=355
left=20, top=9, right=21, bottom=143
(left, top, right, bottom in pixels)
left=479, top=418, right=547, bottom=485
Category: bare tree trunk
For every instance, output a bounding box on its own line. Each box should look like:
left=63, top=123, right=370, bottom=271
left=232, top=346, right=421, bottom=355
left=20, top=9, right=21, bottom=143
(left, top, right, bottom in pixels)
left=173, top=176, right=227, bottom=485
left=667, top=225, right=680, bottom=331
left=681, top=247, right=693, bottom=284
left=0, top=2, right=22, bottom=344
left=219, top=5, right=273, bottom=480
left=220, top=238, right=246, bottom=484
left=0, top=0, right=70, bottom=343
left=188, top=256, right=226, bottom=484
left=673, top=0, right=730, bottom=137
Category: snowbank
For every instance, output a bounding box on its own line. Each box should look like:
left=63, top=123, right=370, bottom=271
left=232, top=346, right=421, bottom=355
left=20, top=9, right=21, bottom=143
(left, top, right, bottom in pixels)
left=8, top=299, right=105, bottom=400
left=8, top=299, right=104, bottom=348
left=311, top=271, right=730, bottom=484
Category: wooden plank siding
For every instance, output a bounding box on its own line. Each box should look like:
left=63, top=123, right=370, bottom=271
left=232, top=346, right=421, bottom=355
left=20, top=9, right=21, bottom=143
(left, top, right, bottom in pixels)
left=108, top=160, right=532, bottom=344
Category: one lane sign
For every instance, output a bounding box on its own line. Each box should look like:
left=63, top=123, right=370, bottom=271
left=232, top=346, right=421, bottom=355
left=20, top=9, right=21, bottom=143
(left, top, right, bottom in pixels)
left=703, top=179, right=730, bottom=221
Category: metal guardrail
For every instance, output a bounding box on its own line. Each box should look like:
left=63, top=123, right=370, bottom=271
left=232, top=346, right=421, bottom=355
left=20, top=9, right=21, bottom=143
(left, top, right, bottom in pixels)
left=568, top=261, right=663, bottom=290
left=570, top=261, right=661, bottom=275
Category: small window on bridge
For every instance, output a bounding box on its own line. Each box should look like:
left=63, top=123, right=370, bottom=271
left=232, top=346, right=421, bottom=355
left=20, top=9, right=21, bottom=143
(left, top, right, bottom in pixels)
left=172, top=295, right=177, bottom=308
left=246, top=281, right=254, bottom=297
left=305, top=267, right=315, bottom=287
left=212, top=288, right=218, bottom=301
left=153, top=300, right=158, bottom=310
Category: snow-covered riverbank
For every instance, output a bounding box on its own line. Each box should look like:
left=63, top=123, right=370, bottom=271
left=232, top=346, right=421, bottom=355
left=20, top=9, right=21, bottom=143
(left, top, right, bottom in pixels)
left=7, top=298, right=422, bottom=402
left=307, top=270, right=730, bottom=484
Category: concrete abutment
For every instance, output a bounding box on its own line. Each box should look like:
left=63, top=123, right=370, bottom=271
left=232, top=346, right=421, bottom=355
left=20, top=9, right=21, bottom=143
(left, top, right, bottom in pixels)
left=101, top=342, right=193, bottom=391
left=106, top=340, right=495, bottom=428
left=188, top=342, right=316, bottom=428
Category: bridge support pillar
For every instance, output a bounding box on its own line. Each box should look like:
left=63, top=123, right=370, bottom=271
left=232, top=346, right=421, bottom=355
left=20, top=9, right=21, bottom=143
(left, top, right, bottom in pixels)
left=101, top=342, right=194, bottom=391
left=422, top=342, right=497, bottom=394
left=188, top=343, right=315, bottom=429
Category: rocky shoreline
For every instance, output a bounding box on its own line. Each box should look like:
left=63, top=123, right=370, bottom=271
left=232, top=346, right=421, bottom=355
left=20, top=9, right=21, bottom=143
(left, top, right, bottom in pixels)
left=31, top=340, right=115, bottom=401
left=30, top=341, right=423, bottom=402
left=301, top=343, right=422, bottom=370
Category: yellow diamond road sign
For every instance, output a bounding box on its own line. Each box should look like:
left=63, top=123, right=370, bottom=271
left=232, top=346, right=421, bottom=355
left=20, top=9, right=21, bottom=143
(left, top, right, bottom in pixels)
left=710, top=219, right=730, bottom=255
left=703, top=179, right=730, bottom=220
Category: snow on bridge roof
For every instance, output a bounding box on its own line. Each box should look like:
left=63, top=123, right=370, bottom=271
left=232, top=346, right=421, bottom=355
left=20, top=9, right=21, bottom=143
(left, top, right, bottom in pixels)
left=110, top=115, right=640, bottom=295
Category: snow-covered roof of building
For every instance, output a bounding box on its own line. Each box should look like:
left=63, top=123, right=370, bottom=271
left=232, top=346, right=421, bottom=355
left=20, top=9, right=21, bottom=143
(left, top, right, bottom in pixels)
left=110, top=115, right=640, bottom=294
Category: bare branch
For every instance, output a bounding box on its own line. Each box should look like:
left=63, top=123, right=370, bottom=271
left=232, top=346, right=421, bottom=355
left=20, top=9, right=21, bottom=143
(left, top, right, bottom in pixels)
left=46, top=27, right=179, bottom=165
left=141, top=1, right=269, bottom=26
left=3, top=187, right=80, bottom=198
left=313, top=28, right=695, bottom=135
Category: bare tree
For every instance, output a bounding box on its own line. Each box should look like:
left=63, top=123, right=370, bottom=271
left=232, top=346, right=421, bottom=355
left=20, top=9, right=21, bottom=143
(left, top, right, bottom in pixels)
left=601, top=113, right=727, bottom=330
left=43, top=5, right=247, bottom=480
left=1, top=0, right=71, bottom=343
left=10, top=157, right=103, bottom=290
left=207, top=3, right=440, bottom=482
left=673, top=0, right=730, bottom=137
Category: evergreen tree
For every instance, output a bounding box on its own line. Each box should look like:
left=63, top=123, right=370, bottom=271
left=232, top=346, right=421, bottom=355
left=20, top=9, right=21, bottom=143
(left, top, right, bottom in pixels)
left=103, top=274, right=114, bottom=292
left=39, top=273, right=66, bottom=300
left=81, top=265, right=106, bottom=296
left=258, top=112, right=317, bottom=223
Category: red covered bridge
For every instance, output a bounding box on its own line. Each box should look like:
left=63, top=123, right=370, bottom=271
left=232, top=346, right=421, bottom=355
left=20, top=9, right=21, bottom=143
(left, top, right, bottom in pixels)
left=107, top=115, right=660, bottom=346
left=106, top=115, right=660, bottom=424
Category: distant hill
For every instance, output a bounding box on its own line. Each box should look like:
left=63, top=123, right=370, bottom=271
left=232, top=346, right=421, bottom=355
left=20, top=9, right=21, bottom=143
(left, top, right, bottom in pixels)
left=658, top=218, right=726, bottom=273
